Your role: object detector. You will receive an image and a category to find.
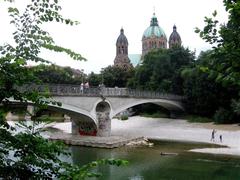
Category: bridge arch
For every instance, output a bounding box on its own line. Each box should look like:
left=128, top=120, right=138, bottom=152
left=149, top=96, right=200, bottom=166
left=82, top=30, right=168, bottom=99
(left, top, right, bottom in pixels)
left=7, top=100, right=97, bottom=126
left=110, top=98, right=184, bottom=118
left=48, top=103, right=95, bottom=123
left=11, top=85, right=185, bottom=137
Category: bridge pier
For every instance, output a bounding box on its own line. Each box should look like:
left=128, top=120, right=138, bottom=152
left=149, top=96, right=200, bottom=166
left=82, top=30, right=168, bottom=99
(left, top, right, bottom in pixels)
left=25, top=105, right=35, bottom=120
left=71, top=119, right=78, bottom=135
left=96, top=101, right=111, bottom=137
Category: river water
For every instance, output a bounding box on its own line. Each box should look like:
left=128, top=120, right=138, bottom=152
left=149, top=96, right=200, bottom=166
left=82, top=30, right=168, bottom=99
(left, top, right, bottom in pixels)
left=67, top=140, right=240, bottom=180
left=6, top=115, right=240, bottom=179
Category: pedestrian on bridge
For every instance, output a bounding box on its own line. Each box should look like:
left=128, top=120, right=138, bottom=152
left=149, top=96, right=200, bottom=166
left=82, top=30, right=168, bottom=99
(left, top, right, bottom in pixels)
left=85, top=82, right=89, bottom=89
left=80, top=83, right=84, bottom=94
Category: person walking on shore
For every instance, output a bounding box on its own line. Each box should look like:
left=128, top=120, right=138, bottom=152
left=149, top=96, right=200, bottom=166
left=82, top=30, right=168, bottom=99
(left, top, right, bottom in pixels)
left=220, top=134, right=222, bottom=143
left=211, top=129, right=216, bottom=141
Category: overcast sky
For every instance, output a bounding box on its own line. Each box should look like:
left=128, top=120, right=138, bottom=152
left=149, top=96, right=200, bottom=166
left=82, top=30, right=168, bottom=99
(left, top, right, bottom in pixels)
left=0, top=0, right=228, bottom=73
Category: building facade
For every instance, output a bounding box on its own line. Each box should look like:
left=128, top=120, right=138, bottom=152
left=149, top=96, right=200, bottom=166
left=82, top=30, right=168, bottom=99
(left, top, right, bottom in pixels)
left=142, top=13, right=168, bottom=57
left=114, top=13, right=182, bottom=67
left=113, top=28, right=132, bottom=69
left=169, top=25, right=182, bottom=48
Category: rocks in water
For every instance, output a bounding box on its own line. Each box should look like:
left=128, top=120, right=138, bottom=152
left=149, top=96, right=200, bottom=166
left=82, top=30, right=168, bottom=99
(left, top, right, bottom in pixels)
left=126, top=138, right=154, bottom=147
left=148, top=142, right=154, bottom=147
left=160, top=152, right=178, bottom=156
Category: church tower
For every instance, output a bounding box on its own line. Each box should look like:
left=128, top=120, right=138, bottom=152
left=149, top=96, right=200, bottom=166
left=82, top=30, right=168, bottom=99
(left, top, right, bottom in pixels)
left=114, top=28, right=132, bottom=69
left=169, top=25, right=182, bottom=48
left=142, top=13, right=167, bottom=57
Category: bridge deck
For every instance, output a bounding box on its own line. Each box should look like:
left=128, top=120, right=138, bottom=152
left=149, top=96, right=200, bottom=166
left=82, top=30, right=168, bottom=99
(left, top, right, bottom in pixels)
left=49, top=132, right=145, bottom=148
left=18, top=84, right=184, bottom=101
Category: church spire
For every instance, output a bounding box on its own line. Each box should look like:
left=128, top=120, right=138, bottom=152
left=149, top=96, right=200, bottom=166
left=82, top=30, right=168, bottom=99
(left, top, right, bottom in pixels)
left=150, top=12, right=158, bottom=26
left=114, top=28, right=132, bottom=69
left=120, top=27, right=124, bottom=34
left=169, top=24, right=182, bottom=48
left=173, top=24, right=177, bottom=31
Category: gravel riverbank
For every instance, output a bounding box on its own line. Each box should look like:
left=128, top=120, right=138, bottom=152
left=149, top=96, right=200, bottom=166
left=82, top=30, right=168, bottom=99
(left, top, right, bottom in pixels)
left=52, top=116, right=240, bottom=156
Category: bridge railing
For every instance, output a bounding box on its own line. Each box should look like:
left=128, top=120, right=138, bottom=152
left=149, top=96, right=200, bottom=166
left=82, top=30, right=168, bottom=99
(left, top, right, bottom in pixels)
left=17, top=84, right=184, bottom=101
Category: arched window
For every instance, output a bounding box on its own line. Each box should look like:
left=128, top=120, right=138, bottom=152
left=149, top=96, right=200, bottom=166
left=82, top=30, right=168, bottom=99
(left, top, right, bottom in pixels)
left=121, top=46, right=124, bottom=54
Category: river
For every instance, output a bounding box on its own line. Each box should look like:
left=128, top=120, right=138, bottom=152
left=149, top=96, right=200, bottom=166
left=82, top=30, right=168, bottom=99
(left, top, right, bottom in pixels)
left=6, top=114, right=240, bottom=179
left=66, top=140, right=240, bottom=180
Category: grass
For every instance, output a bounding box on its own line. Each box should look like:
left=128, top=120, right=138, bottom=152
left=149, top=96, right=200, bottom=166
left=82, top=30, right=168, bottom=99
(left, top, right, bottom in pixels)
left=120, top=115, right=128, bottom=120
left=140, top=112, right=169, bottom=118
left=184, top=115, right=213, bottom=123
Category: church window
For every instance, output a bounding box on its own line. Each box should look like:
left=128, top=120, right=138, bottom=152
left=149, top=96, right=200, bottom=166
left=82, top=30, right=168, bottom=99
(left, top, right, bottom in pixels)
left=121, top=46, right=124, bottom=54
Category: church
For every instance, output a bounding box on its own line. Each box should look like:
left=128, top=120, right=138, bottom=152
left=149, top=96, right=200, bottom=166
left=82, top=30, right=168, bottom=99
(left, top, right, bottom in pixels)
left=114, top=13, right=182, bottom=69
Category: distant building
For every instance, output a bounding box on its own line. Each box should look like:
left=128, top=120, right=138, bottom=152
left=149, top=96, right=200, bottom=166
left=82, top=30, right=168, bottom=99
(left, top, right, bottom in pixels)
left=142, top=13, right=167, bottom=57
left=169, top=25, right=182, bottom=48
left=113, top=28, right=133, bottom=69
left=114, top=13, right=182, bottom=67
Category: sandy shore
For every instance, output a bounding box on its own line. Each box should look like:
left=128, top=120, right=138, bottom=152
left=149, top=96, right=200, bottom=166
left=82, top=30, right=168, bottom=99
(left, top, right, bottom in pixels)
left=53, top=116, right=240, bottom=156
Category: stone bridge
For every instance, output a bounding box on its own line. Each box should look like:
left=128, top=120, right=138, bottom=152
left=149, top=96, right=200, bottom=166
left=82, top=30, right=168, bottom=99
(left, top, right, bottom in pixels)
left=16, top=84, right=184, bottom=137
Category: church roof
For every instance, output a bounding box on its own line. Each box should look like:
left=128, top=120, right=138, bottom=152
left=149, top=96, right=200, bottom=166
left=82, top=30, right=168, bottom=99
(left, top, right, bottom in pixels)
left=142, top=13, right=167, bottom=39
left=116, top=28, right=128, bottom=45
left=169, top=25, right=181, bottom=42
left=128, top=54, right=141, bottom=67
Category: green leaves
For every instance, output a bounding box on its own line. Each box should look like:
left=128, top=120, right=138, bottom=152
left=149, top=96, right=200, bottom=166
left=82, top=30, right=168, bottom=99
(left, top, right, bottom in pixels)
left=60, top=158, right=129, bottom=179
left=0, top=0, right=86, bottom=102
left=100, top=65, right=134, bottom=87
left=194, top=27, right=200, bottom=33
left=212, top=10, right=217, bottom=17
left=42, top=44, right=86, bottom=61
left=8, top=7, right=19, bottom=14
left=194, top=1, right=240, bottom=121
left=129, top=47, right=194, bottom=94
left=0, top=1, right=128, bottom=179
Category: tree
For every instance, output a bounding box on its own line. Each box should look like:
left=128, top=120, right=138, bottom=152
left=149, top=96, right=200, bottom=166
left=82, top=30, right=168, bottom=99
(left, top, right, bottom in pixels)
left=128, top=47, right=194, bottom=94
left=31, top=64, right=85, bottom=84
left=195, top=1, right=240, bottom=87
left=87, top=72, right=101, bottom=87
left=101, top=66, right=134, bottom=87
left=0, top=0, right=127, bottom=178
left=182, top=50, right=238, bottom=119
left=195, top=0, right=240, bottom=121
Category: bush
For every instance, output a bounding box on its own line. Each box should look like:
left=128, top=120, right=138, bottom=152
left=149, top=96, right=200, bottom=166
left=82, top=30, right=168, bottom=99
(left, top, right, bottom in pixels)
left=213, top=108, right=233, bottom=124
left=185, top=115, right=212, bottom=123
left=121, top=115, right=128, bottom=120
left=140, top=112, right=169, bottom=118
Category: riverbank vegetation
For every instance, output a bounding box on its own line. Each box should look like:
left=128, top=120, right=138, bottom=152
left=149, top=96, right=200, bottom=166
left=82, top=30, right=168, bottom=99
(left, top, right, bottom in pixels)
left=134, top=104, right=170, bottom=118
left=184, top=115, right=212, bottom=123
left=187, top=0, right=240, bottom=124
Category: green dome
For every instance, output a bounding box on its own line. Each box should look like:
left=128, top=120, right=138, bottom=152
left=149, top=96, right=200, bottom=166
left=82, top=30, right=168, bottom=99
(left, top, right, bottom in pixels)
left=142, top=14, right=167, bottom=39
